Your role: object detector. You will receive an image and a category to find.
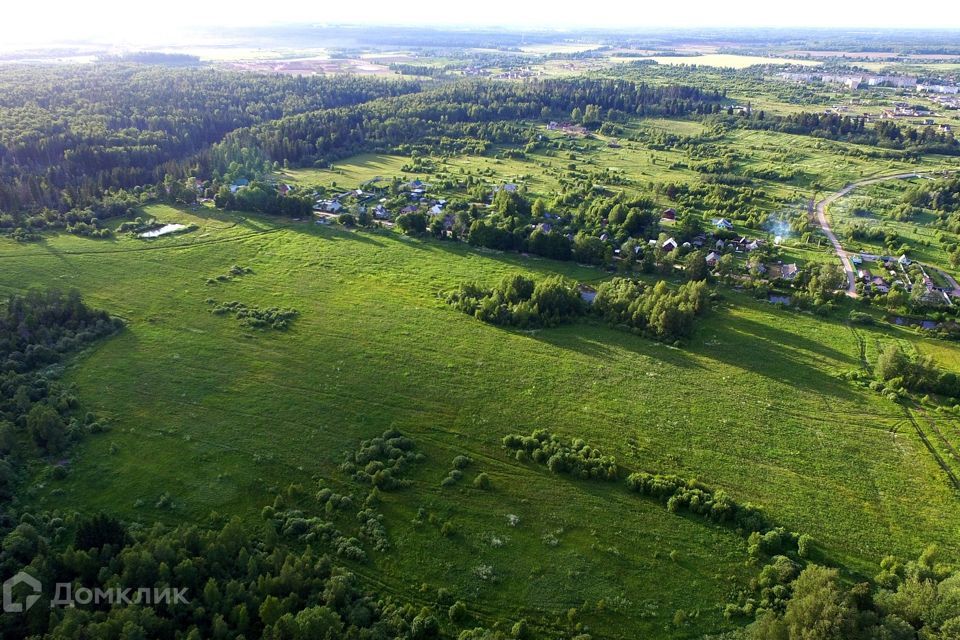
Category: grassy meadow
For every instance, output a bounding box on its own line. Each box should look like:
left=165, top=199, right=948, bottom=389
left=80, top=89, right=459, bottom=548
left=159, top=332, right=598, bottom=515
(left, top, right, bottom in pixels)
left=3, top=200, right=960, bottom=636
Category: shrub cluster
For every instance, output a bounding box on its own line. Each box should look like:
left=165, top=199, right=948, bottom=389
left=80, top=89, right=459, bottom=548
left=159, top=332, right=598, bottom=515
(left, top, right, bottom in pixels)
left=626, top=472, right=771, bottom=534
left=209, top=300, right=298, bottom=329
left=339, top=429, right=423, bottom=490
left=206, top=264, right=253, bottom=284
left=503, top=429, right=619, bottom=480
left=724, top=554, right=800, bottom=619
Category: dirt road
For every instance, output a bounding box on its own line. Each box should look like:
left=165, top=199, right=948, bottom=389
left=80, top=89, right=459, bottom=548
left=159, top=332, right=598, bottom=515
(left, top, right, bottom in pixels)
left=813, top=173, right=922, bottom=297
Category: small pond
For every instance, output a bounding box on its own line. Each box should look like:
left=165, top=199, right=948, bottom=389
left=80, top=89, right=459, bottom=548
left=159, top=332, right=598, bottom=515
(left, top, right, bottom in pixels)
left=139, top=223, right=187, bottom=238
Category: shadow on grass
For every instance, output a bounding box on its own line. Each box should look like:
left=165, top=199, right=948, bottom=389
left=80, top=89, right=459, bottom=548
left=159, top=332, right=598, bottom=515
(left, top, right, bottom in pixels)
left=529, top=322, right=705, bottom=370
left=694, top=308, right=856, bottom=399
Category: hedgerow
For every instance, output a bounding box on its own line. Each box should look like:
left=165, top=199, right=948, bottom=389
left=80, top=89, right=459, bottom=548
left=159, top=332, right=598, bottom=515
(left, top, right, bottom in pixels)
left=626, top=471, right=771, bottom=533
left=502, top=429, right=619, bottom=480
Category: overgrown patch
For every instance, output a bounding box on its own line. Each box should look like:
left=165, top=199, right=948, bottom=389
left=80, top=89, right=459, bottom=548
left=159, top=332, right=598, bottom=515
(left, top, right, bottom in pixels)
left=208, top=300, right=298, bottom=329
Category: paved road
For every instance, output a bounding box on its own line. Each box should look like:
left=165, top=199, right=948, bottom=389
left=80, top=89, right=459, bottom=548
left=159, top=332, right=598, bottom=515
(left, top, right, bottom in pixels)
left=813, top=173, right=923, bottom=297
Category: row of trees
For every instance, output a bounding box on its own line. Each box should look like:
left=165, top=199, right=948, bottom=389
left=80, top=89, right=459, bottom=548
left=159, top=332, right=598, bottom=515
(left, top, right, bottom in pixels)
left=502, top=429, right=619, bottom=480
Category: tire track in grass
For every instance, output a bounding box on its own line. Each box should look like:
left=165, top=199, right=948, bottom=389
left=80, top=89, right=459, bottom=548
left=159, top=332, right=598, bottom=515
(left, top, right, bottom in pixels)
left=934, top=411, right=960, bottom=444
left=902, top=406, right=960, bottom=491
left=847, top=324, right=871, bottom=374
left=915, top=407, right=960, bottom=468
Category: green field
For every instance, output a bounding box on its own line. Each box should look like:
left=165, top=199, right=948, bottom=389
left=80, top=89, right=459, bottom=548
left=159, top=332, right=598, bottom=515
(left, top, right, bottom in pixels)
left=4, top=201, right=960, bottom=636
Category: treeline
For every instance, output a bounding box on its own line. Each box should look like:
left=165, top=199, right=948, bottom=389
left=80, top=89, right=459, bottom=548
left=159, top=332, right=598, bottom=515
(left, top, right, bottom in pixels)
left=592, top=277, right=709, bottom=341
left=0, top=511, right=448, bottom=639
left=0, top=290, right=120, bottom=373
left=0, top=66, right=421, bottom=212
left=0, top=190, right=141, bottom=239
left=214, top=78, right=725, bottom=169
left=733, top=546, right=960, bottom=640
left=718, top=110, right=959, bottom=155
left=446, top=274, right=710, bottom=343
left=627, top=472, right=771, bottom=534
left=0, top=291, right=122, bottom=500
left=445, top=274, right=584, bottom=329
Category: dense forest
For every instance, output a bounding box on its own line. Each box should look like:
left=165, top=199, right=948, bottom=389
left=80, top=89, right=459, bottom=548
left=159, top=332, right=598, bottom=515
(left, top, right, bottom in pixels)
left=0, top=66, right=421, bottom=212
left=214, top=79, right=726, bottom=171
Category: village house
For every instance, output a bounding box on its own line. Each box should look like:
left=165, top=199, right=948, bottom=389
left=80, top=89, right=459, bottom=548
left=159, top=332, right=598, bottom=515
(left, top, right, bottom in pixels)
left=662, top=237, right=678, bottom=252
left=715, top=218, right=734, bottom=231
left=705, top=251, right=720, bottom=267
left=661, top=208, right=676, bottom=221
left=314, top=199, right=342, bottom=213
left=780, top=263, right=799, bottom=280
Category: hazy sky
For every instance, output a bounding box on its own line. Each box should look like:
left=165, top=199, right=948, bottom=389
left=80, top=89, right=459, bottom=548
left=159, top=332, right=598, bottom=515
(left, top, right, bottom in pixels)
left=2, top=0, right=959, bottom=47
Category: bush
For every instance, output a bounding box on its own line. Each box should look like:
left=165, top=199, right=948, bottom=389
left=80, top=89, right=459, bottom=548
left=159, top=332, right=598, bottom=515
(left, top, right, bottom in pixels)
left=848, top=311, right=874, bottom=325
left=448, top=600, right=468, bottom=624
left=209, top=300, right=298, bottom=329
left=473, top=473, right=491, bottom=489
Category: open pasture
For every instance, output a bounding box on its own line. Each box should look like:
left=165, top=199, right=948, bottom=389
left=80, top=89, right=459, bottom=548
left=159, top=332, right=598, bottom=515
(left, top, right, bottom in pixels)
left=4, top=204, right=960, bottom=634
